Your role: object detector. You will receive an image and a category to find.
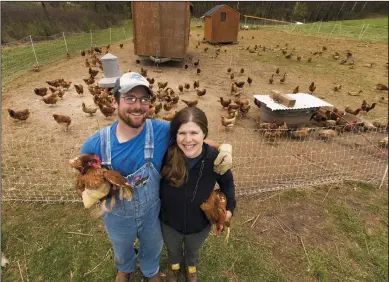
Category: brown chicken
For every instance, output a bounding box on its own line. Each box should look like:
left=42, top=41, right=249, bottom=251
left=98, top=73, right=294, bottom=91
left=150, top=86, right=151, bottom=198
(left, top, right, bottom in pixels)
left=162, top=111, right=178, bottom=121
left=34, top=87, right=48, bottom=96
left=53, top=114, right=71, bottom=131
left=184, top=83, right=190, bottom=91
left=307, top=57, right=312, bottom=63
left=290, top=128, right=312, bottom=139
left=234, top=81, right=245, bottom=88
left=361, top=100, right=376, bottom=113
left=376, top=83, right=388, bottom=90
left=240, top=68, right=244, bottom=74
left=43, top=93, right=59, bottom=105
left=221, top=115, right=236, bottom=130
left=8, top=109, right=30, bottom=121
left=158, top=81, right=168, bottom=90
left=154, top=102, right=163, bottom=115
left=74, top=84, right=84, bottom=95
left=275, top=68, right=280, bottom=74
left=83, top=76, right=95, bottom=85
left=163, top=102, right=173, bottom=112
left=193, top=59, right=200, bottom=67
left=81, top=50, right=86, bottom=56
left=46, top=79, right=61, bottom=88
left=309, top=82, right=316, bottom=93
left=98, top=103, right=116, bottom=118
left=69, top=153, right=134, bottom=210
left=200, top=189, right=231, bottom=242
left=219, top=97, right=231, bottom=108
left=182, top=99, right=198, bottom=107
left=82, top=103, right=98, bottom=116
left=196, top=88, right=207, bottom=97
left=119, top=43, right=124, bottom=49
left=177, top=84, right=184, bottom=94
left=193, top=80, right=200, bottom=89
left=292, top=86, right=299, bottom=94
left=247, top=77, right=253, bottom=86
left=141, top=67, right=148, bottom=77
left=227, top=68, right=232, bottom=73
left=344, top=106, right=362, bottom=116
left=89, top=67, right=99, bottom=78
left=196, top=68, right=201, bottom=75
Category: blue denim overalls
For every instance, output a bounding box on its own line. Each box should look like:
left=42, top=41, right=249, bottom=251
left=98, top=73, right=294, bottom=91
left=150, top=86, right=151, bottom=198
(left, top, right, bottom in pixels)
left=99, top=119, right=163, bottom=278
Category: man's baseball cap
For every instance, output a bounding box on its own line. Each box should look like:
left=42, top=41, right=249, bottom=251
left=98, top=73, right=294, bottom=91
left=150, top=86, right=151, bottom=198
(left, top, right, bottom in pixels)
left=113, top=72, right=152, bottom=97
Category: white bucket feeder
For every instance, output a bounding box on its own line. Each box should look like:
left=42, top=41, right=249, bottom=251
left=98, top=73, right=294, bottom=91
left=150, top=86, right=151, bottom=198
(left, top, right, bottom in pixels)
left=98, top=53, right=120, bottom=88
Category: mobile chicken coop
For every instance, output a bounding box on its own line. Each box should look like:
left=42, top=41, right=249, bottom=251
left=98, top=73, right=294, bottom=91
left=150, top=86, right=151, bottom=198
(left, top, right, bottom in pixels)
left=203, top=4, right=240, bottom=44
left=131, top=2, right=193, bottom=63
left=254, top=93, right=334, bottom=128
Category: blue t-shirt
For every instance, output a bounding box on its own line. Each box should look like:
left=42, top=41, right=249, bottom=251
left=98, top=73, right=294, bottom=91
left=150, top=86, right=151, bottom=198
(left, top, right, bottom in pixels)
left=80, top=119, right=170, bottom=176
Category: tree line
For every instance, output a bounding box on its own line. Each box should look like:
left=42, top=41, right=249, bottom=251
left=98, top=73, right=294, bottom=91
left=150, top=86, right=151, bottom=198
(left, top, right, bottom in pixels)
left=2, top=1, right=387, bottom=43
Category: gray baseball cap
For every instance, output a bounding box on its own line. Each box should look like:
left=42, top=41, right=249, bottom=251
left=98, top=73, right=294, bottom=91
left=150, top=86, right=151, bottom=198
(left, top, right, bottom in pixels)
left=113, top=72, right=152, bottom=96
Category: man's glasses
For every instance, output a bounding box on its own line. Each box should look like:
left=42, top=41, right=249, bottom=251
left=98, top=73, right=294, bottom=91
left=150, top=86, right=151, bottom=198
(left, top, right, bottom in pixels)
left=121, top=96, right=151, bottom=105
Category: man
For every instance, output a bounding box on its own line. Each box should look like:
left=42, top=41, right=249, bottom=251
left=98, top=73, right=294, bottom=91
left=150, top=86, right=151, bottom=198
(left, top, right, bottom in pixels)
left=80, top=72, right=232, bottom=282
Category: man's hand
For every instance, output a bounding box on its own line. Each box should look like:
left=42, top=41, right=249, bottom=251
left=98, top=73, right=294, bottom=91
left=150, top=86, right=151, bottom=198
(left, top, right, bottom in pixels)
left=213, top=144, right=232, bottom=175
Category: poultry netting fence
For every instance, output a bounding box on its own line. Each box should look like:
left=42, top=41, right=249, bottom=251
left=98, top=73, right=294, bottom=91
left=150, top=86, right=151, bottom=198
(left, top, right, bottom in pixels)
left=2, top=122, right=387, bottom=203
left=2, top=26, right=133, bottom=86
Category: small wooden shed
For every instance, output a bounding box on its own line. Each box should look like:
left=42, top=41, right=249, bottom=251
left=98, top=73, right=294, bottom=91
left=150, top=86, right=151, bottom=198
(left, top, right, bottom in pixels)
left=131, top=2, right=192, bottom=62
left=203, top=4, right=240, bottom=44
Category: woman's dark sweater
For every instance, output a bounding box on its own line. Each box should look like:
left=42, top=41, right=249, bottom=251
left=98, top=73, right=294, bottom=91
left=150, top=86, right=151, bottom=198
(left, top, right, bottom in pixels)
left=159, top=144, right=236, bottom=235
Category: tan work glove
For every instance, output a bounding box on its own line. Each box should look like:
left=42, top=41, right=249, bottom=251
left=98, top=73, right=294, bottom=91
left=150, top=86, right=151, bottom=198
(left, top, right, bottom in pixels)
left=82, top=184, right=110, bottom=209
left=213, top=144, right=232, bottom=175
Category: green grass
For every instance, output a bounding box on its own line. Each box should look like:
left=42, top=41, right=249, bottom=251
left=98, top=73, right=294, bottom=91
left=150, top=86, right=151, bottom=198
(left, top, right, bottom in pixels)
left=252, top=17, right=388, bottom=42
left=1, top=20, right=133, bottom=86
left=1, top=203, right=285, bottom=282
left=2, top=182, right=387, bottom=282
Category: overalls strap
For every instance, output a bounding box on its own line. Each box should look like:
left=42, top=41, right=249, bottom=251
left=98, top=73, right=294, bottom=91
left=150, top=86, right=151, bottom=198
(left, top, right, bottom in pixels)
left=144, top=119, right=154, bottom=162
left=99, top=125, right=112, bottom=169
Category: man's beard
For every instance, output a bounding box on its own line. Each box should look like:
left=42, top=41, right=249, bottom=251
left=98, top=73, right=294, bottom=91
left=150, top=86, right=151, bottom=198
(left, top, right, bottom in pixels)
left=118, top=109, right=147, bottom=128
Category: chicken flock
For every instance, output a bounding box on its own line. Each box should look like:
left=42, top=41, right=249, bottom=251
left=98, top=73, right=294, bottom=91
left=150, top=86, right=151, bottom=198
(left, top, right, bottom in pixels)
left=7, top=34, right=388, bottom=148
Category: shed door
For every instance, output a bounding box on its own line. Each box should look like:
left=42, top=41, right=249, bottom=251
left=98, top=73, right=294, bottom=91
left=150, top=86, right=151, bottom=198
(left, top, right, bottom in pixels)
left=133, top=2, right=160, bottom=57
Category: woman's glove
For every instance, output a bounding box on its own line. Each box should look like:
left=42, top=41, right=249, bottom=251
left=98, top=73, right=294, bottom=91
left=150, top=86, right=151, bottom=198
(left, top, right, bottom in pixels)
left=213, top=144, right=232, bottom=175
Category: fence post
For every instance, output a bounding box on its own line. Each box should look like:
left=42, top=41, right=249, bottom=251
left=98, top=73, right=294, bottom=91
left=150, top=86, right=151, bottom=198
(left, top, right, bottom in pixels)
left=339, top=22, right=342, bottom=35
left=29, top=35, right=39, bottom=67
left=358, top=24, right=366, bottom=39
left=110, top=28, right=112, bottom=44
left=378, top=164, right=388, bottom=189
left=317, top=21, right=322, bottom=34
left=359, top=24, right=369, bottom=40
left=123, top=27, right=126, bottom=40
left=62, top=32, right=69, bottom=52
left=329, top=23, right=338, bottom=37
left=308, top=22, right=315, bottom=35
left=90, top=30, right=93, bottom=47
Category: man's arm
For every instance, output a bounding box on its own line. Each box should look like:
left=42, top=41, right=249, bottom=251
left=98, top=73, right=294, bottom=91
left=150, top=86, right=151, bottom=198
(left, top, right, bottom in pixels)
left=204, top=138, right=220, bottom=150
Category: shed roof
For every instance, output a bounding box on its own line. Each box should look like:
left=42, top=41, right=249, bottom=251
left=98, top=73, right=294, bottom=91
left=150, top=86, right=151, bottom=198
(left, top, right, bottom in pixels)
left=204, top=4, right=228, bottom=16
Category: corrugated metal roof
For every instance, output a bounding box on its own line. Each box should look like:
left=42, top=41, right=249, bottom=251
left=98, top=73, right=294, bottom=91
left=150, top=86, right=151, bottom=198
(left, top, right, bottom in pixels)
left=253, top=93, right=334, bottom=111
left=204, top=4, right=226, bottom=16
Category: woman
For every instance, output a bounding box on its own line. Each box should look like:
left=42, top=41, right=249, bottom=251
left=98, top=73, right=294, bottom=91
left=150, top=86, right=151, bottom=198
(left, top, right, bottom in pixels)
left=159, top=107, right=236, bottom=282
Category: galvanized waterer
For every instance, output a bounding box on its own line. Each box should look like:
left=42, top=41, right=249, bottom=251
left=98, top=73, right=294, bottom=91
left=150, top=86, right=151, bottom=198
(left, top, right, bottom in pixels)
left=98, top=53, right=120, bottom=88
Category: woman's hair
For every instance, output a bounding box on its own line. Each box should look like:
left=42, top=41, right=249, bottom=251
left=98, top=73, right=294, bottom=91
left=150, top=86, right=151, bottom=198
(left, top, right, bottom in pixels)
left=161, top=107, right=208, bottom=187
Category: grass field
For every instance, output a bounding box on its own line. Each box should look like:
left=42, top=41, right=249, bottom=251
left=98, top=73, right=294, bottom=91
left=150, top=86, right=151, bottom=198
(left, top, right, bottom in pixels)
left=245, top=17, right=388, bottom=42
left=2, top=182, right=387, bottom=281
left=1, top=20, right=133, bottom=86
left=2, top=17, right=387, bottom=87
